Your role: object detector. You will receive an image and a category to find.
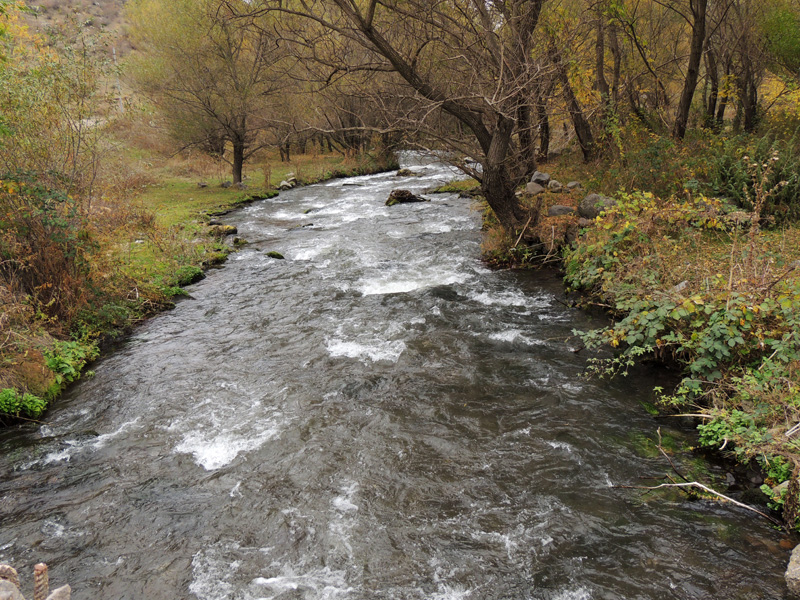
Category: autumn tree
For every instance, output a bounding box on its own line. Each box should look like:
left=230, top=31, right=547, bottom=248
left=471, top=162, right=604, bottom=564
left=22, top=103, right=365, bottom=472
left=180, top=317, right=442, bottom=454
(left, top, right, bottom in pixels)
left=127, top=0, right=290, bottom=183
left=240, top=0, right=551, bottom=234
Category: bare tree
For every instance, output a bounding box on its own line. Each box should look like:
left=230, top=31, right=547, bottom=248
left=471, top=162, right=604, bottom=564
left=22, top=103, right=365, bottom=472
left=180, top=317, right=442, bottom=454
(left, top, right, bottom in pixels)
left=241, top=0, right=550, bottom=234
left=127, top=0, right=290, bottom=183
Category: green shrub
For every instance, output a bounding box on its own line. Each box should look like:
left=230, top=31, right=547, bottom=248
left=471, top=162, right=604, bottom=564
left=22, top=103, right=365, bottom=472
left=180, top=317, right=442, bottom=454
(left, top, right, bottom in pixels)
left=0, top=388, right=47, bottom=419
left=43, top=340, right=99, bottom=388
left=710, top=132, right=800, bottom=223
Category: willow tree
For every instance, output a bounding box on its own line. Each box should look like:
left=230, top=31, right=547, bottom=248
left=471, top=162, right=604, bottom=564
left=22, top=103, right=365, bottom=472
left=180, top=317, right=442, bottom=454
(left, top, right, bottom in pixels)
left=127, top=0, right=289, bottom=183
left=242, top=0, right=547, bottom=234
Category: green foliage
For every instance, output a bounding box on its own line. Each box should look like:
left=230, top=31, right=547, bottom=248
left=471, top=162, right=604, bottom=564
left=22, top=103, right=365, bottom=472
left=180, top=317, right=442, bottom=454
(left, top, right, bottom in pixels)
left=174, top=265, right=204, bottom=286
left=0, top=388, right=46, bottom=419
left=43, top=340, right=99, bottom=387
left=762, top=0, right=800, bottom=79
left=710, top=132, right=800, bottom=223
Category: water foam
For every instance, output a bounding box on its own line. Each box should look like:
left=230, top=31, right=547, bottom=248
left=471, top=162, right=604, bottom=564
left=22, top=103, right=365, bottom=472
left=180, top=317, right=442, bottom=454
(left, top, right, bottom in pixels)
left=326, top=338, right=406, bottom=363
left=174, top=426, right=279, bottom=471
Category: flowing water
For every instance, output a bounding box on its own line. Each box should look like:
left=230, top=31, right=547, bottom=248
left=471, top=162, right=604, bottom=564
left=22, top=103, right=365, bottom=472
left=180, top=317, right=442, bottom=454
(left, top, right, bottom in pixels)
left=0, top=156, right=793, bottom=599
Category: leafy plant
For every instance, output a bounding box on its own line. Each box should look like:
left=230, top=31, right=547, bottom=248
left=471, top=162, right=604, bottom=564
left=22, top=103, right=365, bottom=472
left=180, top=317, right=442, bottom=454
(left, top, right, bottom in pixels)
left=0, top=388, right=46, bottom=419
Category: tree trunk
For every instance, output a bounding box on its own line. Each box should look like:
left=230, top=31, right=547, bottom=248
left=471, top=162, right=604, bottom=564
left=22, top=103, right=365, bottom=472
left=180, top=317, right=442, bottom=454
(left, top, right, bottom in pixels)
left=716, top=60, right=731, bottom=126
left=673, top=0, right=707, bottom=139
left=595, top=5, right=611, bottom=120
left=232, top=138, right=244, bottom=184
left=551, top=48, right=595, bottom=161
left=536, top=93, right=550, bottom=162
left=609, top=24, right=622, bottom=107
left=480, top=116, right=531, bottom=233
left=704, top=48, right=719, bottom=129
left=517, top=103, right=537, bottom=178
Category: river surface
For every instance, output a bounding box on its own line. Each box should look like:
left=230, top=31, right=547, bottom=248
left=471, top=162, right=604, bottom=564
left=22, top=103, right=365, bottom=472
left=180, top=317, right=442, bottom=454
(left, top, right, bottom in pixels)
left=0, top=156, right=793, bottom=599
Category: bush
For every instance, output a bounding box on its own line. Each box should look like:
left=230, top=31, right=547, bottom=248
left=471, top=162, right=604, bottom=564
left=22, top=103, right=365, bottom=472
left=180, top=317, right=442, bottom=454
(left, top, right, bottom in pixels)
left=0, top=388, right=47, bottom=419
left=710, top=132, right=800, bottom=223
left=0, top=172, right=93, bottom=320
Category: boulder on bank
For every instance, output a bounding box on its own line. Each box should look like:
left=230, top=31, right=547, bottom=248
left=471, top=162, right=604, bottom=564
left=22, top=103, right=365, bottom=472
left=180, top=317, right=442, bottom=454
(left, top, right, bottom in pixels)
left=386, top=189, right=429, bottom=206
left=531, top=170, right=551, bottom=185
left=396, top=168, right=419, bottom=177
left=526, top=182, right=545, bottom=196
left=787, top=545, right=800, bottom=597
left=578, top=193, right=616, bottom=219
left=548, top=180, right=563, bottom=193
left=567, top=181, right=583, bottom=191
left=278, top=180, right=294, bottom=190
left=266, top=251, right=285, bottom=259
left=547, top=205, right=576, bottom=217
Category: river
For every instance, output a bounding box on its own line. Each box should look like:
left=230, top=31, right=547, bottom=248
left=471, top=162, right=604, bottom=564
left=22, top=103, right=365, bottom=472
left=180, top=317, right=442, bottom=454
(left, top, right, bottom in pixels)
left=0, top=155, right=792, bottom=599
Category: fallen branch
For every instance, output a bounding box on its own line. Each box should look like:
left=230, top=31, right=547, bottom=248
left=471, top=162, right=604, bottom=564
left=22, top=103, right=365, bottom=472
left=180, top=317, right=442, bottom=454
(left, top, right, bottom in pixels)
left=513, top=215, right=534, bottom=248
left=614, top=481, right=785, bottom=529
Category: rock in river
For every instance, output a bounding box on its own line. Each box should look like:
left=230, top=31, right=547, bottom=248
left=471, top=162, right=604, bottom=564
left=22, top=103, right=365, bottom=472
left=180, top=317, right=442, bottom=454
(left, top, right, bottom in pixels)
left=386, top=189, right=429, bottom=206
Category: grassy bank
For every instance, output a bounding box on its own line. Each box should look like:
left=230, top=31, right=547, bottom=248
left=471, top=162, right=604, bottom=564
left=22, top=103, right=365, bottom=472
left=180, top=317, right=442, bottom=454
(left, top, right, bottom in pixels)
left=0, top=148, right=397, bottom=424
left=481, top=119, right=800, bottom=527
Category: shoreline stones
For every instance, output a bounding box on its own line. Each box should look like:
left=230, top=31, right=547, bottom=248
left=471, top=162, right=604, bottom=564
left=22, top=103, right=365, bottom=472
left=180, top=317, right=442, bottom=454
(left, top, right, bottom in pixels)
left=547, top=205, right=577, bottom=217
left=787, top=545, right=800, bottom=597
left=396, top=168, right=419, bottom=177
left=526, top=182, right=545, bottom=196
left=531, top=170, right=551, bottom=186
left=386, top=189, right=428, bottom=206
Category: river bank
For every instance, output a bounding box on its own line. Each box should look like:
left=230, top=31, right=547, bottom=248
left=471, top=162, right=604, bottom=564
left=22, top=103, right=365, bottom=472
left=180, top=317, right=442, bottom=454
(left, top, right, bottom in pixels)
left=0, top=151, right=398, bottom=424
left=479, top=135, right=800, bottom=532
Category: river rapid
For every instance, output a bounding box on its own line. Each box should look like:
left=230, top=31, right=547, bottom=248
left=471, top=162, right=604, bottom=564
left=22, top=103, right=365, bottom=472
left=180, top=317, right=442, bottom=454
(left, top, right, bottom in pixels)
left=0, top=155, right=793, bottom=599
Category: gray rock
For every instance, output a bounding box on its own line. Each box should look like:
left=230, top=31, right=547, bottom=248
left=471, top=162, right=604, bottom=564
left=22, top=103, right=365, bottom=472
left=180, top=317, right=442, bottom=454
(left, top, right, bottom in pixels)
left=548, top=180, right=563, bottom=193
left=578, top=217, right=593, bottom=227
left=531, top=170, right=551, bottom=185
left=547, top=205, right=576, bottom=217
left=526, top=182, right=545, bottom=196
left=46, top=586, right=71, bottom=600
left=567, top=181, right=582, bottom=190
left=278, top=180, right=294, bottom=190
left=234, top=182, right=248, bottom=190
left=220, top=181, right=232, bottom=189
left=578, top=193, right=616, bottom=219
left=197, top=182, right=209, bottom=188
left=787, top=544, right=800, bottom=598
left=0, top=580, right=24, bottom=600
left=386, top=189, right=428, bottom=206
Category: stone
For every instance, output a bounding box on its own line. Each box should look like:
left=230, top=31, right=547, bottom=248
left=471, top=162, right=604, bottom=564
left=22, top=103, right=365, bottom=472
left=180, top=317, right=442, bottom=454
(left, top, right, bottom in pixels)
left=396, top=168, right=419, bottom=177
left=567, top=181, right=582, bottom=190
left=209, top=224, right=237, bottom=237
left=531, top=170, right=551, bottom=185
left=46, top=586, right=71, bottom=600
left=234, top=182, right=248, bottom=190
left=548, top=180, right=563, bottom=193
left=266, top=251, right=285, bottom=259
left=386, top=189, right=428, bottom=206
left=578, top=218, right=592, bottom=227
left=278, top=180, right=294, bottom=190
left=0, top=580, right=24, bottom=600
left=547, top=205, right=576, bottom=217
left=197, top=182, right=209, bottom=188
left=220, top=181, right=232, bottom=189
left=787, top=544, right=800, bottom=597
left=578, top=193, right=616, bottom=219
left=525, top=182, right=545, bottom=196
